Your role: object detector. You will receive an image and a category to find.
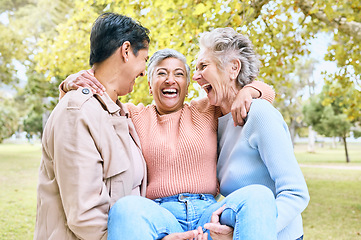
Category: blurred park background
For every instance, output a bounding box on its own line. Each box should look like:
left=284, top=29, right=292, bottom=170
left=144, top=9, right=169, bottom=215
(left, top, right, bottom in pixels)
left=0, top=0, right=360, bottom=239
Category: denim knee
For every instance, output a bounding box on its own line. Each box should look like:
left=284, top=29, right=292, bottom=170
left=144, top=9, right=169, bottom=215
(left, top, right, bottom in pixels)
left=219, top=184, right=276, bottom=227
left=109, top=195, right=141, bottom=218
left=227, top=185, right=274, bottom=207
left=240, top=184, right=275, bottom=204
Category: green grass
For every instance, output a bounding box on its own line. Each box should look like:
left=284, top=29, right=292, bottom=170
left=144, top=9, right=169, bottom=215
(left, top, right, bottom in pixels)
left=294, top=142, right=361, bottom=164
left=294, top=142, right=361, bottom=240
left=0, top=142, right=360, bottom=239
left=301, top=168, right=361, bottom=240
left=0, top=143, right=41, bottom=240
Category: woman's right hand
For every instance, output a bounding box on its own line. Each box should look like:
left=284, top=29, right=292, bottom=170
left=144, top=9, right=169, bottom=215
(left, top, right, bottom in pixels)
left=204, top=205, right=233, bottom=240
left=62, top=69, right=106, bottom=94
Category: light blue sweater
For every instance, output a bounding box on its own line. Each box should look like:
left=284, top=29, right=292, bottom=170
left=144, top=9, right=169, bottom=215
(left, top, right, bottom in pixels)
left=217, top=99, right=310, bottom=240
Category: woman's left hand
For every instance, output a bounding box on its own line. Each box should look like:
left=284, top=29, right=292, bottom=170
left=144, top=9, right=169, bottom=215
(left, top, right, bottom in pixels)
left=204, top=205, right=233, bottom=240
left=162, top=227, right=208, bottom=240
left=231, top=87, right=260, bottom=126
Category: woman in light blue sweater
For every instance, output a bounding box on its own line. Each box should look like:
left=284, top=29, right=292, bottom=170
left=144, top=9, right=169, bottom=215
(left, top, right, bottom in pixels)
left=193, top=27, right=310, bottom=240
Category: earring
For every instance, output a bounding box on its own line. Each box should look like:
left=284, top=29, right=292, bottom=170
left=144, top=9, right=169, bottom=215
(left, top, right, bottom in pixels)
left=149, top=90, right=153, bottom=96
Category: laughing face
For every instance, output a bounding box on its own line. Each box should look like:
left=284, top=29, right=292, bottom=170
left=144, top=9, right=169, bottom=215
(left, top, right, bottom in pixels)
left=149, top=57, right=189, bottom=115
left=126, top=48, right=149, bottom=93
left=193, top=51, right=230, bottom=106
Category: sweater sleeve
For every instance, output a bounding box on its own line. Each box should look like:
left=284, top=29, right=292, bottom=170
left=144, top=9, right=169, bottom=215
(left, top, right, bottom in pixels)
left=243, top=80, right=275, bottom=103
left=246, top=99, right=310, bottom=233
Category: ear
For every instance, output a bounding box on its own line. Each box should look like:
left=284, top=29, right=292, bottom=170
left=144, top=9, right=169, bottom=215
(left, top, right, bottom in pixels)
left=229, top=59, right=241, bottom=81
left=148, top=81, right=153, bottom=95
left=121, top=41, right=131, bottom=63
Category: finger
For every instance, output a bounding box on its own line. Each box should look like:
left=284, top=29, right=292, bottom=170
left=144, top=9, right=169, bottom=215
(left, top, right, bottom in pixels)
left=235, top=106, right=245, bottom=126
left=204, top=223, right=233, bottom=234
left=210, top=205, right=226, bottom=224
left=196, top=230, right=207, bottom=240
left=67, top=81, right=79, bottom=91
left=194, top=227, right=203, bottom=240
left=88, top=68, right=95, bottom=75
left=213, top=204, right=226, bottom=216
left=75, top=74, right=102, bottom=94
left=231, top=105, right=239, bottom=127
left=240, top=105, right=248, bottom=122
left=85, top=80, right=102, bottom=94
left=245, top=98, right=252, bottom=112
left=85, top=69, right=106, bottom=92
left=74, top=82, right=94, bottom=91
left=162, top=230, right=198, bottom=240
left=179, top=230, right=198, bottom=240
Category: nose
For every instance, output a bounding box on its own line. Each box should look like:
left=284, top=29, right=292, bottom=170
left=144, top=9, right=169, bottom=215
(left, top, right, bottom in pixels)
left=192, top=71, right=201, bottom=82
left=138, top=70, right=146, bottom=78
left=165, top=73, right=176, bottom=84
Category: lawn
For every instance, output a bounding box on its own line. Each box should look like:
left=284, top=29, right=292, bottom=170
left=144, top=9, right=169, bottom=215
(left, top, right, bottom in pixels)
left=0, top=142, right=360, bottom=239
left=0, top=143, right=41, bottom=240
left=294, top=142, right=361, bottom=240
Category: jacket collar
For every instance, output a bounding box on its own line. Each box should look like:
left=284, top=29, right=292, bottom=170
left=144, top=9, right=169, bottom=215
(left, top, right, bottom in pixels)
left=95, top=93, right=129, bottom=117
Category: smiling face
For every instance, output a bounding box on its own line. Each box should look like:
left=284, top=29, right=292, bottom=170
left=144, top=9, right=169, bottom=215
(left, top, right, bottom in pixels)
left=149, top=57, right=189, bottom=115
left=193, top=51, right=231, bottom=106
left=118, top=47, right=149, bottom=96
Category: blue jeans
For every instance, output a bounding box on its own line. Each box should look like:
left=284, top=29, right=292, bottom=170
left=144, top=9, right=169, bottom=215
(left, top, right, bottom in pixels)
left=108, top=184, right=277, bottom=240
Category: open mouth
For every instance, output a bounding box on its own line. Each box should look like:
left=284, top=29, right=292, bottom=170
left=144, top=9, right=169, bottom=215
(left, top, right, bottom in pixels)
left=202, top=83, right=213, bottom=94
left=162, top=88, right=178, bottom=97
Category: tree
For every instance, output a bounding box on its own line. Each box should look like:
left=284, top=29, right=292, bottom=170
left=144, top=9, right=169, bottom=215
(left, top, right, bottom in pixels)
left=0, top=96, right=19, bottom=143
left=1, top=0, right=360, bottom=142
left=0, top=0, right=74, bottom=139
left=303, top=84, right=359, bottom=163
left=34, top=0, right=315, bottom=105
left=296, top=0, right=361, bottom=113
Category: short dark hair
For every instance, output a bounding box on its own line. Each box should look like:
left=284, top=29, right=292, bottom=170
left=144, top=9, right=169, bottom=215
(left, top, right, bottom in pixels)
left=89, top=12, right=150, bottom=66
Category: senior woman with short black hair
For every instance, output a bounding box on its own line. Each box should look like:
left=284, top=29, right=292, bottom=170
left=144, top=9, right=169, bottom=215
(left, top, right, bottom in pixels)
left=34, top=12, right=150, bottom=240
left=193, top=27, right=310, bottom=240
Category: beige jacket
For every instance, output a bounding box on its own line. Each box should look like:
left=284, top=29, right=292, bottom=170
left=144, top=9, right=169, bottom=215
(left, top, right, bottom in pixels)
left=34, top=88, right=147, bottom=240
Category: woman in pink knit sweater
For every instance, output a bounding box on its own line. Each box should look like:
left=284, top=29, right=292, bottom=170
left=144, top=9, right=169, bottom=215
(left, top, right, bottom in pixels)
left=60, top=48, right=276, bottom=239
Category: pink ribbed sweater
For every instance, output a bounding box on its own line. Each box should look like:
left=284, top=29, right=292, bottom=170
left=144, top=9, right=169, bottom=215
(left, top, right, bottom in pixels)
left=127, top=81, right=275, bottom=199
left=127, top=98, right=219, bottom=199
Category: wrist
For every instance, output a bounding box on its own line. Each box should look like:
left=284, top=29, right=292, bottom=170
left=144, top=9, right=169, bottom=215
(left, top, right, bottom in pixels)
left=243, top=85, right=261, bottom=98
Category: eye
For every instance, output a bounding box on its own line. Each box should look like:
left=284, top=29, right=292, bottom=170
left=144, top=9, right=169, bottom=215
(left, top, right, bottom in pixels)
left=175, top=72, right=184, bottom=76
left=196, top=63, right=206, bottom=71
left=157, top=71, right=167, bottom=76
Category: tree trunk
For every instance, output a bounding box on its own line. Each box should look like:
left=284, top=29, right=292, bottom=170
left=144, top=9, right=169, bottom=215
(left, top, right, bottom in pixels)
left=342, top=136, right=350, bottom=163
left=331, top=137, right=337, bottom=149
left=308, top=126, right=316, bottom=153
left=289, top=119, right=297, bottom=146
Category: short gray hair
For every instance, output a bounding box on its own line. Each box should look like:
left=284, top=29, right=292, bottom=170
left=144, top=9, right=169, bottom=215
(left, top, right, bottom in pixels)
left=199, top=27, right=260, bottom=87
left=147, top=48, right=191, bottom=84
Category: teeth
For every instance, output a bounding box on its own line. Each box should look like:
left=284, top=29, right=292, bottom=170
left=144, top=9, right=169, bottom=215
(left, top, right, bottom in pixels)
left=163, top=89, right=177, bottom=94
left=202, top=83, right=211, bottom=90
